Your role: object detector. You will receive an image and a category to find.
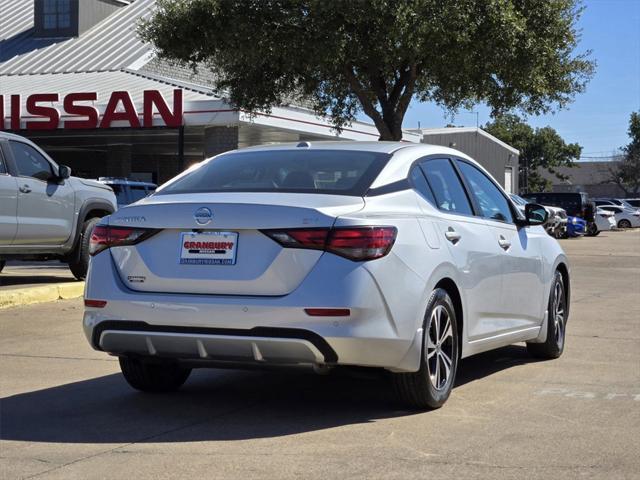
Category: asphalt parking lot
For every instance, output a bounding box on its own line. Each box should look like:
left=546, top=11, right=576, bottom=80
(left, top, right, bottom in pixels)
left=1, top=229, right=638, bottom=479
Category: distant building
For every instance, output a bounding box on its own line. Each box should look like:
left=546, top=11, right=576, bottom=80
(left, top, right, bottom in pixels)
left=539, top=161, right=626, bottom=198
left=1, top=0, right=521, bottom=187
left=409, top=127, right=520, bottom=193
left=0, top=0, right=420, bottom=183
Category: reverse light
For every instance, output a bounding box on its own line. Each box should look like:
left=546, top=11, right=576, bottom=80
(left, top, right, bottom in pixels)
left=262, top=226, right=397, bottom=261
left=89, top=225, right=159, bottom=256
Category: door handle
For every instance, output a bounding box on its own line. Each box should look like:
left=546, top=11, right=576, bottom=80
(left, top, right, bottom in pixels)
left=19, top=185, right=32, bottom=193
left=498, top=235, right=511, bottom=250
left=445, top=228, right=461, bottom=244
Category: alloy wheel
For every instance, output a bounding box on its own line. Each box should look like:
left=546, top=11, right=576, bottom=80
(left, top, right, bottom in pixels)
left=552, top=281, right=566, bottom=348
left=619, top=219, right=631, bottom=229
left=425, top=305, right=454, bottom=391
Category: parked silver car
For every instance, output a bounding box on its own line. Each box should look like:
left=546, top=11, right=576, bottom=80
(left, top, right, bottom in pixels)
left=84, top=142, right=570, bottom=409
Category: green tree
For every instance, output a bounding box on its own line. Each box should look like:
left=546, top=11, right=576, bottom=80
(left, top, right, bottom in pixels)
left=139, top=0, right=594, bottom=141
left=608, top=112, right=640, bottom=196
left=484, top=114, right=582, bottom=192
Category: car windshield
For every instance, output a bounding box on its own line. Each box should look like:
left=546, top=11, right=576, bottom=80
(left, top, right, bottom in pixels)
left=510, top=194, right=529, bottom=206
left=109, top=184, right=128, bottom=205
left=158, top=150, right=390, bottom=196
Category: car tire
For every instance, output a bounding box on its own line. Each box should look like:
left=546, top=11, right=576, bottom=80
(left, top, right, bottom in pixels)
left=0, top=259, right=5, bottom=273
left=68, top=217, right=100, bottom=280
left=527, top=270, right=567, bottom=359
left=618, top=219, right=632, bottom=229
left=119, top=357, right=191, bottom=392
left=392, top=288, right=459, bottom=409
left=586, top=223, right=600, bottom=236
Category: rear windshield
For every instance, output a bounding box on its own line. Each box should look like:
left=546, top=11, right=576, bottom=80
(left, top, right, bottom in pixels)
left=157, top=150, right=390, bottom=196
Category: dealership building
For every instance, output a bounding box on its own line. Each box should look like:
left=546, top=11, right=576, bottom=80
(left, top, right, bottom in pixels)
left=1, top=0, right=518, bottom=190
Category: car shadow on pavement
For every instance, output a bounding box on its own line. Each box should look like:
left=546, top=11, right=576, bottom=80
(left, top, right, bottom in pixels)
left=0, top=345, right=537, bottom=444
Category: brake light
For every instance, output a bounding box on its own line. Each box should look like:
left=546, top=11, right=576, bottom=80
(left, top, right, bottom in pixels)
left=262, top=226, right=397, bottom=261
left=89, top=225, right=158, bottom=256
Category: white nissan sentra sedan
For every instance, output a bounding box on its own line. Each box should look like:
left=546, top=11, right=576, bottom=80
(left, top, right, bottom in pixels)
left=83, top=142, right=570, bottom=409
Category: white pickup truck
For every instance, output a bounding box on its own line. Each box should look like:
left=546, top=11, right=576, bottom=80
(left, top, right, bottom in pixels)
left=0, top=132, right=117, bottom=279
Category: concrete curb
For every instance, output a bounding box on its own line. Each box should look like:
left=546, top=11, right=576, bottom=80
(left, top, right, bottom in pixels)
left=0, top=282, right=84, bottom=309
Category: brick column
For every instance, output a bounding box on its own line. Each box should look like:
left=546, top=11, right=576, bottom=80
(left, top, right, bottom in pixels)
left=203, top=126, right=239, bottom=159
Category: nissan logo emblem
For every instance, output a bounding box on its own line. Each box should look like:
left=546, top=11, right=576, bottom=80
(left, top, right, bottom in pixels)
left=194, top=207, right=213, bottom=225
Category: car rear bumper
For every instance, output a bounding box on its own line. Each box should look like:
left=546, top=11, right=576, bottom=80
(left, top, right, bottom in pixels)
left=83, top=250, right=424, bottom=372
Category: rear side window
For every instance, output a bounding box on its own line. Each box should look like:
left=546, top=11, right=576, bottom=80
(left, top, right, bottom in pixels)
left=420, top=159, right=473, bottom=215
left=10, top=141, right=53, bottom=181
left=457, top=161, right=513, bottom=223
left=158, top=150, right=389, bottom=196
left=409, top=166, right=436, bottom=205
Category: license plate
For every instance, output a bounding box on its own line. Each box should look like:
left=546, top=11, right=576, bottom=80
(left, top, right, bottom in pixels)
left=179, top=231, right=238, bottom=265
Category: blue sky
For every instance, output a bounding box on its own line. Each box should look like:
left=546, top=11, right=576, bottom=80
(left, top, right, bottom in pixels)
left=396, top=0, right=640, bottom=159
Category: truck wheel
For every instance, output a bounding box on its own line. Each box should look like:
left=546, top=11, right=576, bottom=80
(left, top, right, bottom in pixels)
left=68, top=217, right=100, bottom=280
left=0, top=260, right=5, bottom=273
left=119, top=357, right=191, bottom=392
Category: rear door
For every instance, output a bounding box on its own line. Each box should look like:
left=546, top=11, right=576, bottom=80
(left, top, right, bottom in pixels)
left=9, top=140, right=75, bottom=245
left=418, top=158, right=504, bottom=342
left=455, top=159, right=545, bottom=330
left=0, top=146, right=18, bottom=245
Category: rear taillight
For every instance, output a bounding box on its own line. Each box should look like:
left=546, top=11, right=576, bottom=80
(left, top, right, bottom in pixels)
left=262, top=226, right=397, bottom=261
left=89, top=225, right=159, bottom=256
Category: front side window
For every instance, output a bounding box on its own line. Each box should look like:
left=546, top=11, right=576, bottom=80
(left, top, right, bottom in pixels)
left=420, top=159, right=473, bottom=215
left=0, top=149, right=6, bottom=174
left=44, top=0, right=71, bottom=29
left=457, top=161, right=513, bottom=223
left=9, top=141, right=53, bottom=181
left=158, top=150, right=389, bottom=196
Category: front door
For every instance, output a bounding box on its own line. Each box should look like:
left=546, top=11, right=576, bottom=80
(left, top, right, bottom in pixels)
left=0, top=149, right=18, bottom=245
left=455, top=159, right=545, bottom=331
left=9, top=140, right=75, bottom=246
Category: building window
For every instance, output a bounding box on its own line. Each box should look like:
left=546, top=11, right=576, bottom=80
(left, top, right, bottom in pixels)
left=43, top=0, right=71, bottom=30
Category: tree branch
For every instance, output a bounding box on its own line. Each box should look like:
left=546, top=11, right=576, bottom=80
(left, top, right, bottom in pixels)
left=344, top=66, right=392, bottom=140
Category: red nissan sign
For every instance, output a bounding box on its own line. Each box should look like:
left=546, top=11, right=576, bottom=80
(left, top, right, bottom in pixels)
left=0, top=89, right=183, bottom=130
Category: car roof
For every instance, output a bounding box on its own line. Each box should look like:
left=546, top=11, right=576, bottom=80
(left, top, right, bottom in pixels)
left=98, top=178, right=157, bottom=187
left=233, top=140, right=470, bottom=157
left=236, top=141, right=413, bottom=154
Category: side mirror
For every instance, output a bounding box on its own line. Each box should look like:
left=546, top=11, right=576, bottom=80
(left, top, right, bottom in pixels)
left=522, top=203, right=548, bottom=226
left=58, top=165, right=71, bottom=179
